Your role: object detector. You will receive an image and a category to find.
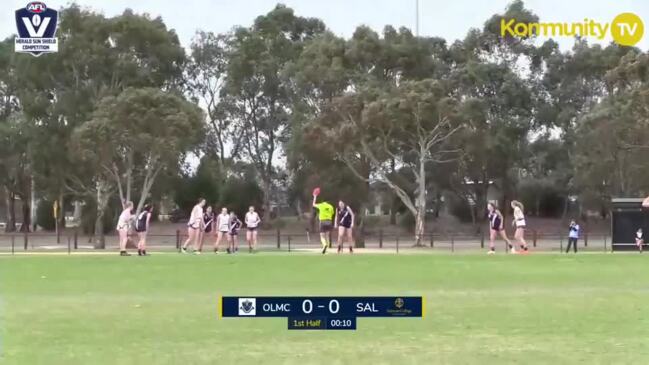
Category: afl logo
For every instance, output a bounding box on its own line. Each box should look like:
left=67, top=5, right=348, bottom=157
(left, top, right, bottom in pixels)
left=26, top=2, right=47, bottom=14
left=14, top=1, right=58, bottom=56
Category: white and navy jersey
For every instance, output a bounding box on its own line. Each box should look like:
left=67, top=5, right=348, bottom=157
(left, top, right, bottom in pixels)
left=337, top=206, right=353, bottom=227
left=245, top=212, right=260, bottom=228
left=488, top=211, right=501, bottom=230
left=637, top=232, right=643, bottom=240
left=135, top=211, right=150, bottom=232
left=217, top=213, right=230, bottom=232
left=203, top=212, right=215, bottom=233
left=229, top=217, right=242, bottom=234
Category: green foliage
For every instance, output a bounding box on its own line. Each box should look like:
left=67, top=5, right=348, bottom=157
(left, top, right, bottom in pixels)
left=398, top=212, right=416, bottom=230
left=174, top=158, right=221, bottom=214
left=80, top=198, right=120, bottom=235
left=265, top=218, right=288, bottom=230
left=518, top=180, right=564, bottom=218
left=219, top=177, right=264, bottom=217
left=4, top=2, right=649, bottom=235
left=36, top=200, right=56, bottom=231
left=362, top=215, right=385, bottom=229
left=447, top=195, right=474, bottom=223
left=72, top=87, right=204, bottom=213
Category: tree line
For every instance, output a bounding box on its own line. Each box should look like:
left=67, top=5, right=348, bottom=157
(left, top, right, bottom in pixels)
left=1, top=1, right=648, bottom=246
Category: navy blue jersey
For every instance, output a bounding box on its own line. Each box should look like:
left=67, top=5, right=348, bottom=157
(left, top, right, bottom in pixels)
left=488, top=211, right=502, bottom=230
left=229, top=217, right=242, bottom=234
left=337, top=206, right=353, bottom=228
left=135, top=211, right=150, bottom=232
left=203, top=212, right=214, bottom=233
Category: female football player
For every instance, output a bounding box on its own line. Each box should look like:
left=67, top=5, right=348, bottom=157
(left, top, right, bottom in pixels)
left=182, top=198, right=205, bottom=254
left=335, top=200, right=354, bottom=253
left=486, top=202, right=511, bottom=254
left=117, top=201, right=134, bottom=256
left=511, top=200, right=529, bottom=253
left=135, top=204, right=153, bottom=256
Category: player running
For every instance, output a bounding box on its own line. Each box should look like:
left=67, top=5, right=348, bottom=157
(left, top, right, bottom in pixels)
left=198, top=206, right=214, bottom=252
left=181, top=198, right=205, bottom=254
left=245, top=206, right=261, bottom=252
left=228, top=211, right=243, bottom=254
left=636, top=228, right=644, bottom=253
left=511, top=200, right=529, bottom=253
left=486, top=202, right=511, bottom=254
left=135, top=204, right=153, bottom=256
left=335, top=200, right=354, bottom=253
left=312, top=192, right=335, bottom=254
left=214, top=207, right=229, bottom=253
left=117, top=201, right=134, bottom=256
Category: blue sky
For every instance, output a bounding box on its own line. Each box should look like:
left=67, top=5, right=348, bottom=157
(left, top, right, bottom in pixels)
left=2, top=0, right=648, bottom=51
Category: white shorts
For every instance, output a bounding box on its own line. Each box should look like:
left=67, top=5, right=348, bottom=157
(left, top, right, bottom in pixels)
left=516, top=220, right=526, bottom=228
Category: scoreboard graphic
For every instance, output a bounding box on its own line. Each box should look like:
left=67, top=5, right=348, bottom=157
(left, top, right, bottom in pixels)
left=220, top=296, right=425, bottom=330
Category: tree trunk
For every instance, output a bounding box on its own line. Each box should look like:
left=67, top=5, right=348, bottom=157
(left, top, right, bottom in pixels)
left=414, top=203, right=425, bottom=247
left=389, top=195, right=397, bottom=225
left=562, top=195, right=569, bottom=220
left=295, top=199, right=303, bottom=221
left=469, top=204, right=477, bottom=227
left=262, top=179, right=272, bottom=221
left=94, top=208, right=106, bottom=249
left=354, top=203, right=366, bottom=248
left=94, top=180, right=110, bottom=249
left=4, top=187, right=16, bottom=232
left=434, top=191, right=441, bottom=218
left=58, top=192, right=65, bottom=229
left=19, top=199, right=30, bottom=232
left=389, top=158, right=397, bottom=225
left=414, top=152, right=426, bottom=246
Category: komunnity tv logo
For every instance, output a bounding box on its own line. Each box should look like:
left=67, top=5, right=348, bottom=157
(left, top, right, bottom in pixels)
left=501, top=12, right=644, bottom=47
left=14, top=1, right=59, bottom=56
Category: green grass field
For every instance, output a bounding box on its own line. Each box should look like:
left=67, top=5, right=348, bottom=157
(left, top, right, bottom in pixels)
left=1, top=252, right=649, bottom=364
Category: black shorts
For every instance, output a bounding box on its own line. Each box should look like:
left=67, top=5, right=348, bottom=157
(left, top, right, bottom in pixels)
left=229, top=229, right=239, bottom=236
left=135, top=227, right=147, bottom=233
left=204, top=227, right=212, bottom=233
left=247, top=226, right=258, bottom=231
left=339, top=222, right=352, bottom=229
left=320, top=221, right=333, bottom=233
left=490, top=226, right=501, bottom=232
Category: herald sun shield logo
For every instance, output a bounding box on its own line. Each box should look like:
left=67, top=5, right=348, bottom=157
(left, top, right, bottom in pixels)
left=238, top=298, right=256, bottom=316
left=14, top=2, right=58, bottom=56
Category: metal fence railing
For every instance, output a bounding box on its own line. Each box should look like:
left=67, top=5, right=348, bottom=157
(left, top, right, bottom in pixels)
left=0, top=228, right=613, bottom=254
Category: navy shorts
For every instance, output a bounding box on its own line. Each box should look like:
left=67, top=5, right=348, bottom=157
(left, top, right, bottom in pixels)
left=320, top=221, right=333, bottom=233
